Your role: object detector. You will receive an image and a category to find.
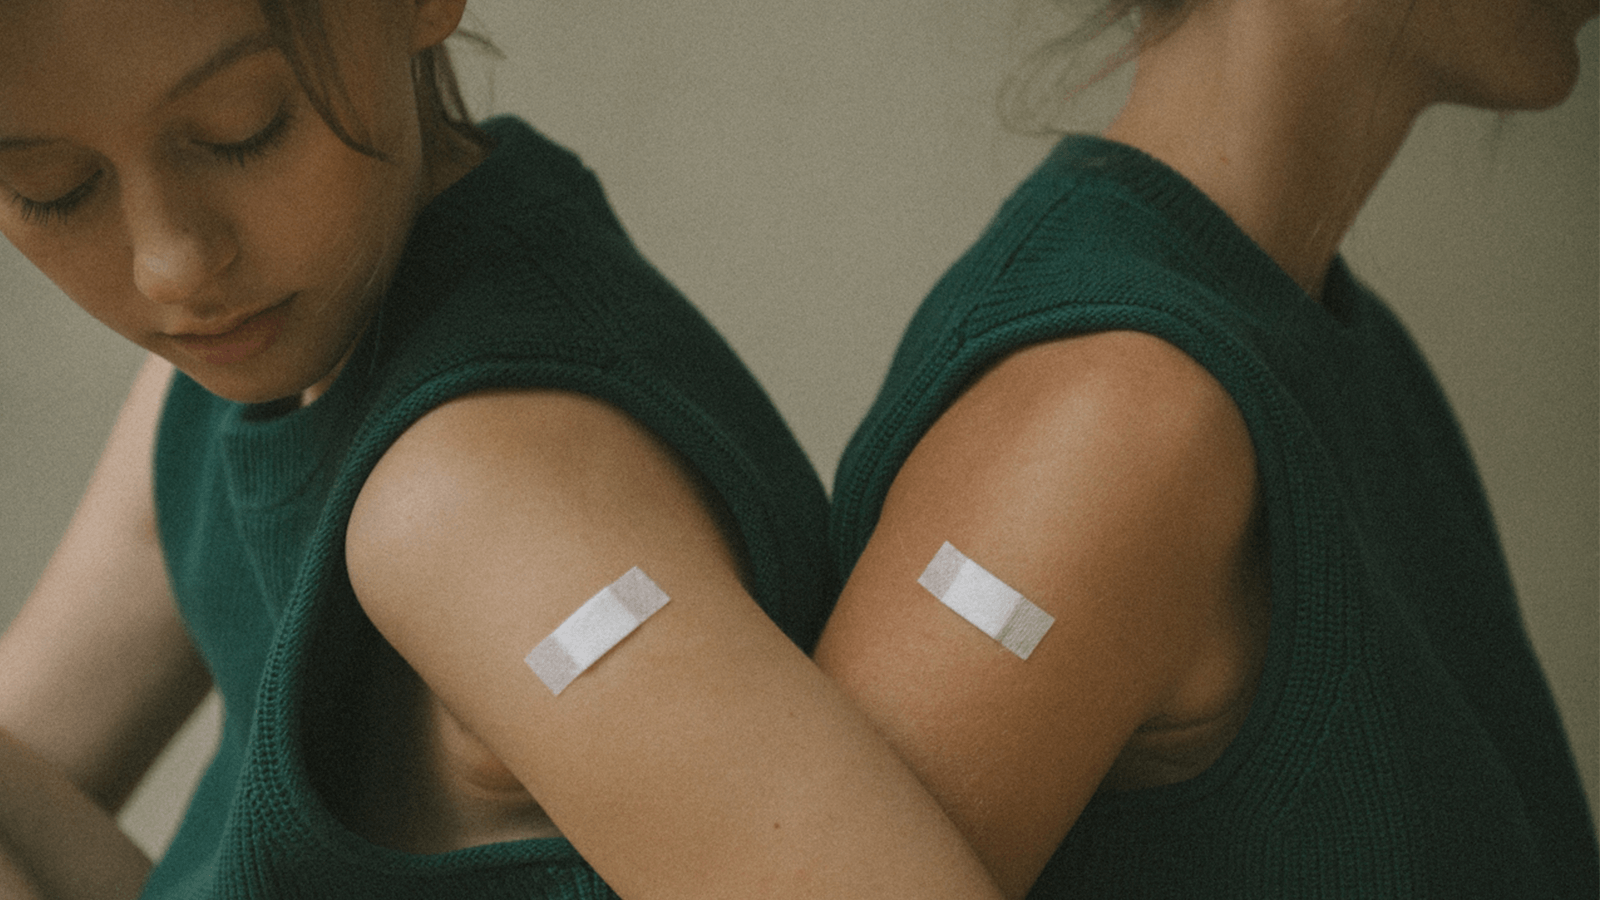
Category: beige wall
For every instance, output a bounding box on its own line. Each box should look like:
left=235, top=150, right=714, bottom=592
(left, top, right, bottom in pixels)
left=1, top=0, right=1594, bottom=856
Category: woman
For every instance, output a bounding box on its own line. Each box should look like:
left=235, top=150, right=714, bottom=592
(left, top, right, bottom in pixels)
left=0, top=0, right=1004, bottom=897
left=818, top=0, right=1598, bottom=896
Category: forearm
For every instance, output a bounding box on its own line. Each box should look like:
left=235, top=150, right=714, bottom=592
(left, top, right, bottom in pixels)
left=565, top=640, right=1006, bottom=899
left=0, top=729, right=150, bottom=900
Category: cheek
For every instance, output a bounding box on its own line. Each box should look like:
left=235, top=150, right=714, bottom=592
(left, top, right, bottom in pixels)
left=229, top=36, right=428, bottom=297
left=246, top=139, right=420, bottom=295
left=3, top=225, right=143, bottom=333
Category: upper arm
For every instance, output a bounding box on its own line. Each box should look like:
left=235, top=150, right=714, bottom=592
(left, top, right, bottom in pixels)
left=347, top=389, right=1003, bottom=900
left=814, top=331, right=1266, bottom=897
left=0, top=354, right=212, bottom=810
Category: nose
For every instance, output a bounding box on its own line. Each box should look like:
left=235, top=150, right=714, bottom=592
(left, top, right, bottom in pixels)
left=126, top=174, right=236, bottom=305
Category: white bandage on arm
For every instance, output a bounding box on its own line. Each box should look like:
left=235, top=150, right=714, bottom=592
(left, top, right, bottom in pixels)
left=525, top=567, right=671, bottom=695
left=917, top=542, right=1055, bottom=659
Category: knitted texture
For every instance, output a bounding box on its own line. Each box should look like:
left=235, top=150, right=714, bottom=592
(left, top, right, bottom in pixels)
left=831, top=135, right=1598, bottom=899
left=148, top=117, right=836, bottom=898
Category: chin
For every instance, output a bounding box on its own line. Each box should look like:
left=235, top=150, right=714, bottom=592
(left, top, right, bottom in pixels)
left=1511, top=52, right=1586, bottom=109
left=1509, top=16, right=1594, bottom=109
left=192, top=376, right=306, bottom=407
left=1445, top=8, right=1594, bottom=111
left=168, top=358, right=319, bottom=407
left=1447, top=46, right=1586, bottom=112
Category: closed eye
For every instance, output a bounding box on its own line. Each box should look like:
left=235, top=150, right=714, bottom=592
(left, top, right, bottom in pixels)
left=6, top=101, right=295, bottom=226
left=11, top=169, right=104, bottom=226
left=204, top=102, right=295, bottom=167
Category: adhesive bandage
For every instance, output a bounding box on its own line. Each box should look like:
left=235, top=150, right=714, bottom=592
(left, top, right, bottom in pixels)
left=525, top=567, right=670, bottom=695
left=917, top=542, right=1055, bottom=659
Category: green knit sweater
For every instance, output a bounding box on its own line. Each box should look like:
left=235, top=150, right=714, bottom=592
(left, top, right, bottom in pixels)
left=831, top=135, right=1597, bottom=898
left=147, top=117, right=836, bottom=898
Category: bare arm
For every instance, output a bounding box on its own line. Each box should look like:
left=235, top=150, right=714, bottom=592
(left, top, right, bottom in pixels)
left=815, top=332, right=1270, bottom=898
left=0, top=730, right=150, bottom=899
left=0, top=355, right=212, bottom=897
left=347, top=389, right=1004, bottom=900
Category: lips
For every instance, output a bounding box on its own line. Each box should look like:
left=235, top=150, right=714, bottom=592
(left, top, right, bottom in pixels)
left=169, top=295, right=293, bottom=366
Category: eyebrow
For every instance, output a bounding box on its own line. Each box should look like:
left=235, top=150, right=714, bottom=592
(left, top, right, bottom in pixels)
left=165, top=31, right=279, bottom=103
left=0, top=32, right=279, bottom=153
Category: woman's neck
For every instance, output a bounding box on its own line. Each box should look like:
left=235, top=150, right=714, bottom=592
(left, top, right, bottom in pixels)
left=1105, top=0, right=1430, bottom=301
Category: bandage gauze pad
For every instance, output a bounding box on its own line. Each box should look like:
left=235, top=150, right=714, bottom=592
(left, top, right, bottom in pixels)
left=525, top=567, right=670, bottom=695
left=917, top=542, right=1054, bottom=659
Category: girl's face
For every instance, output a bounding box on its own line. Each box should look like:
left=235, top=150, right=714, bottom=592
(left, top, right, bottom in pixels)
left=0, top=0, right=459, bottom=405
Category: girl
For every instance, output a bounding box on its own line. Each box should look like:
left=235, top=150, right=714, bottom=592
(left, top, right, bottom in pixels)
left=817, top=0, right=1598, bottom=896
left=0, top=1, right=1005, bottom=898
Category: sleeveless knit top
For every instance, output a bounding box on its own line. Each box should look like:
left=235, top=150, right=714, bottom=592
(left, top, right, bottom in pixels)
left=148, top=117, right=836, bottom=899
left=831, top=135, right=1598, bottom=899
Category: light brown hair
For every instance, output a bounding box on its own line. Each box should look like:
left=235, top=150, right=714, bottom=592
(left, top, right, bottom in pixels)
left=257, top=0, right=493, bottom=159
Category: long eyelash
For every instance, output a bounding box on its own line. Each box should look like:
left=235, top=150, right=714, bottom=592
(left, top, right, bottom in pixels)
left=9, top=106, right=293, bottom=226
left=208, top=104, right=295, bottom=167
left=12, top=170, right=103, bottom=226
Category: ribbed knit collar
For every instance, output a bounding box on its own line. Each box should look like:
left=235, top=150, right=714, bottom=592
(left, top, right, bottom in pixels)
left=1045, top=134, right=1364, bottom=335
left=219, top=338, right=373, bottom=512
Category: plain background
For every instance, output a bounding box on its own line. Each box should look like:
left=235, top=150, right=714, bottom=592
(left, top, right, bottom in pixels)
left=1, top=0, right=1594, bottom=857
